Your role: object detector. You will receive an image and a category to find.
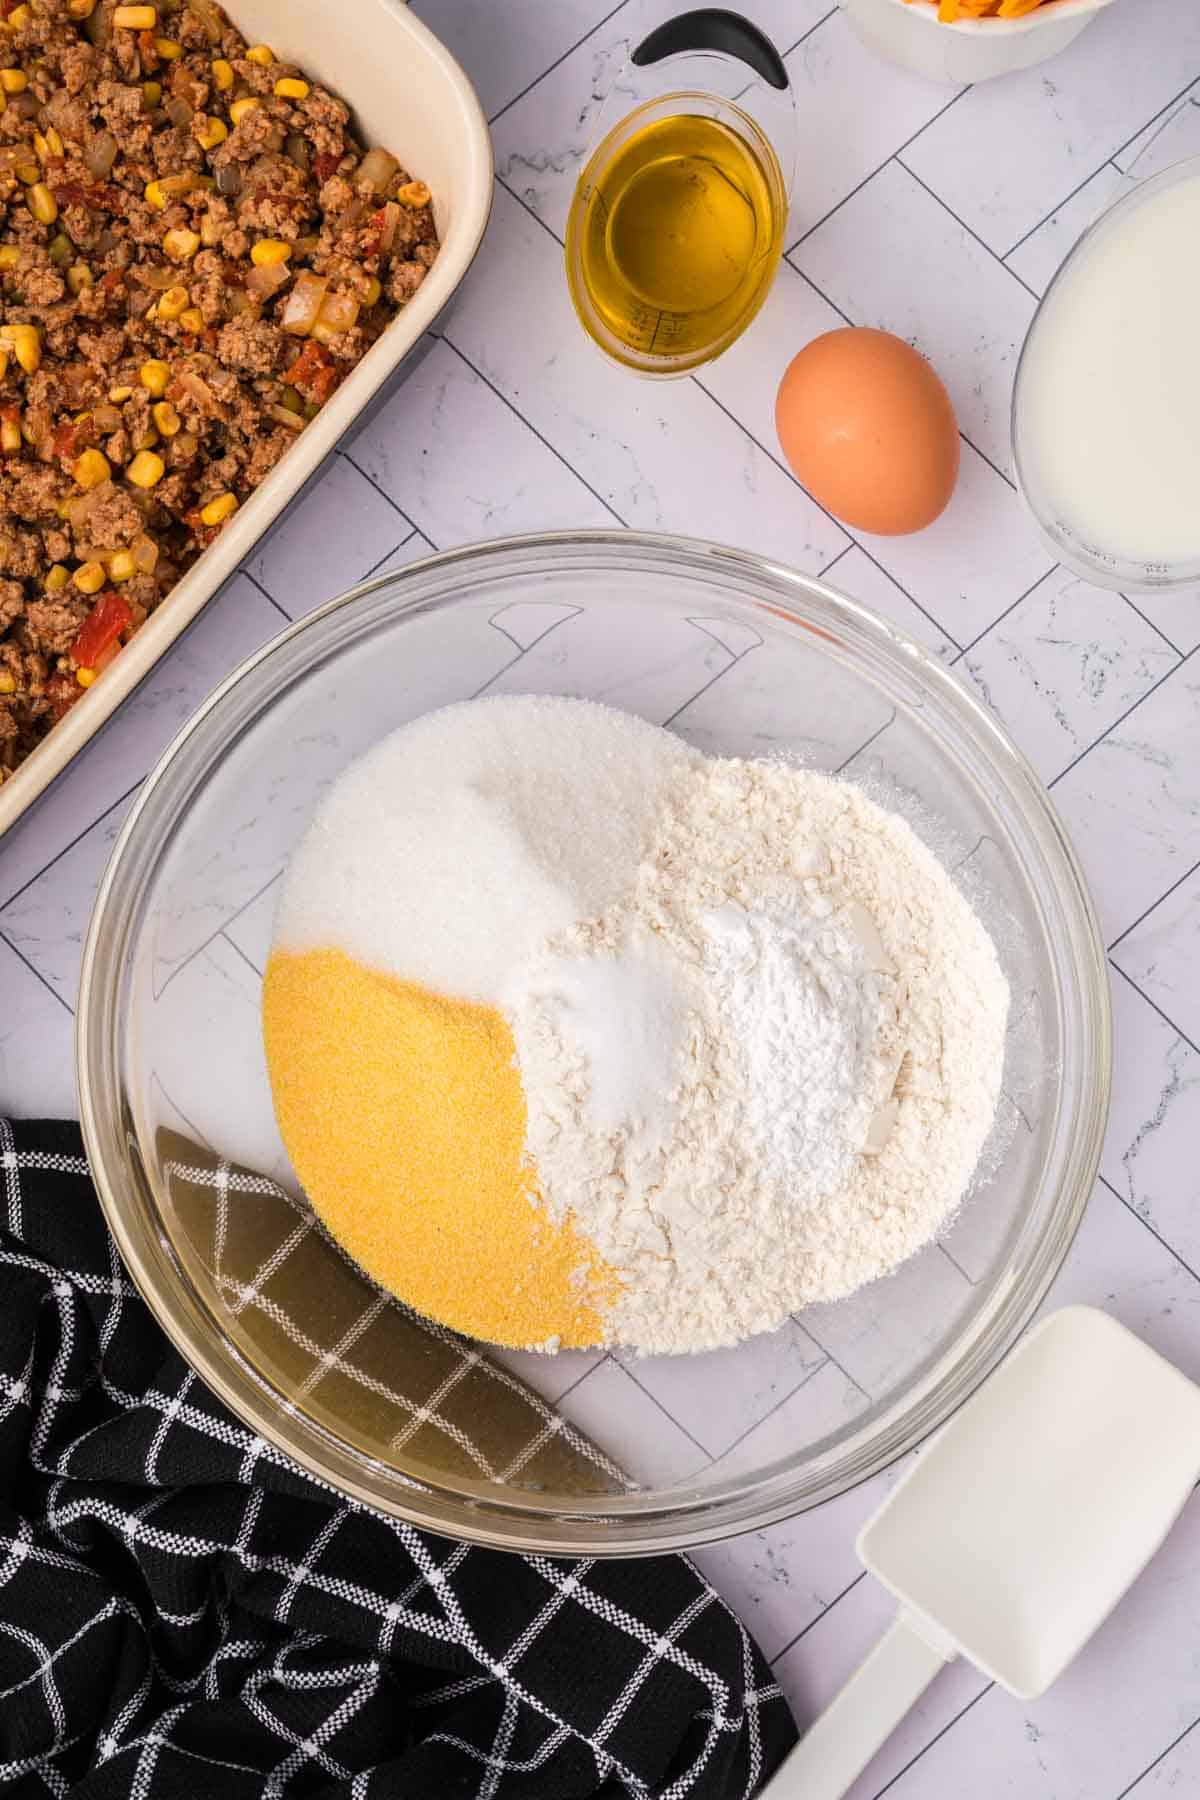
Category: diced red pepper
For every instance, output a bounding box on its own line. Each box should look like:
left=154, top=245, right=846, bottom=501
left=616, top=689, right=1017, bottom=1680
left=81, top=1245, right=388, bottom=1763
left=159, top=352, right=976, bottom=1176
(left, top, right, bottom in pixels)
left=138, top=28, right=159, bottom=65
left=314, top=152, right=340, bottom=186
left=362, top=206, right=388, bottom=258
left=72, top=591, right=133, bottom=670
left=288, top=339, right=339, bottom=406
left=52, top=416, right=96, bottom=463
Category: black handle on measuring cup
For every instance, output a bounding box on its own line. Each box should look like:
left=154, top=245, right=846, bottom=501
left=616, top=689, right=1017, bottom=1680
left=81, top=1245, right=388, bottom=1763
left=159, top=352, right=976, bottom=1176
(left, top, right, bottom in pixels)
left=631, top=8, right=789, bottom=90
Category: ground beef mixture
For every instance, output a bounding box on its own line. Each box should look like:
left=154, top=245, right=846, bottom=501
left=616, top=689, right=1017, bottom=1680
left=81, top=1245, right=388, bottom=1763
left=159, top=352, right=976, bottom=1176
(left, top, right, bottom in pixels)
left=0, top=0, right=439, bottom=783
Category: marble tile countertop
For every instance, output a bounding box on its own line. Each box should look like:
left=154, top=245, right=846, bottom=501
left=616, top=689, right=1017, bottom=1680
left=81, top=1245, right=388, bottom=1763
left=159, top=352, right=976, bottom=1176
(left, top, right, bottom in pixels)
left=3, top=1, right=1199, bottom=1794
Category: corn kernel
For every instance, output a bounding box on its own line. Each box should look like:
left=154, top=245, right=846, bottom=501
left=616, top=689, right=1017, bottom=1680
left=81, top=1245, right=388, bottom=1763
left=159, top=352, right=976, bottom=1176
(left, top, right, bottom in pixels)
left=250, top=238, right=291, bottom=268
left=26, top=182, right=56, bottom=225
left=211, top=57, right=234, bottom=90
left=73, top=449, right=110, bottom=490
left=0, top=416, right=20, bottom=452
left=66, top=0, right=96, bottom=16
left=6, top=4, right=31, bottom=25
left=107, top=549, right=136, bottom=582
left=32, top=130, right=49, bottom=162
left=274, top=77, right=308, bottom=100
left=76, top=667, right=99, bottom=687
left=194, top=116, right=226, bottom=149
left=163, top=227, right=200, bottom=261
left=281, top=385, right=302, bottom=413
left=66, top=263, right=92, bottom=295
left=179, top=305, right=203, bottom=333
left=108, top=385, right=133, bottom=402
left=245, top=43, right=274, bottom=64
left=139, top=359, right=170, bottom=396
left=127, top=449, right=164, bottom=488
left=46, top=563, right=69, bottom=591
left=362, top=276, right=382, bottom=308
left=0, top=324, right=40, bottom=374
left=200, top=491, right=237, bottom=526
left=144, top=179, right=166, bottom=211
left=73, top=561, right=106, bottom=594
left=396, top=180, right=431, bottom=209
left=0, top=246, right=20, bottom=271
left=155, top=35, right=181, bottom=58
left=142, top=79, right=161, bottom=107
left=112, top=4, right=156, bottom=25
left=0, top=671, right=15, bottom=695
left=0, top=68, right=28, bottom=94
left=152, top=399, right=180, bottom=436
left=199, top=209, right=220, bottom=247
left=15, top=161, right=38, bottom=185
left=229, top=97, right=259, bottom=124
left=156, top=285, right=188, bottom=320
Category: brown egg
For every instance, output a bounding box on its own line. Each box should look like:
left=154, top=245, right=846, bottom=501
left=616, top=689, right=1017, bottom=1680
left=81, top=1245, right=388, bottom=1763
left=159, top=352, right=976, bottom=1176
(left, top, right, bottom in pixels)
left=775, top=328, right=959, bottom=535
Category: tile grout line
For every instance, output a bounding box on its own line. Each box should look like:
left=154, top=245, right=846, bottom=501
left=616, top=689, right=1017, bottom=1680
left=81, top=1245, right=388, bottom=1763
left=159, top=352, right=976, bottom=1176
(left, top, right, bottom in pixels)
left=0, top=776, right=144, bottom=916
left=0, top=929, right=74, bottom=1018
left=434, top=329, right=629, bottom=528
left=1110, top=961, right=1200, bottom=1062
left=1108, top=854, right=1200, bottom=955
left=335, top=452, right=426, bottom=544
left=220, top=929, right=263, bottom=983
left=154, top=868, right=284, bottom=1004
left=1115, top=1710, right=1200, bottom=1799
left=1002, top=76, right=1200, bottom=261
left=241, top=567, right=294, bottom=623
left=769, top=1570, right=869, bottom=1666
left=693, top=1353, right=834, bottom=1472
left=486, top=0, right=632, bottom=127
left=784, top=85, right=970, bottom=258
left=955, top=564, right=1059, bottom=658
left=1120, top=592, right=1185, bottom=660
left=869, top=1682, right=995, bottom=1799
left=1098, top=1175, right=1200, bottom=1289
left=1048, top=644, right=1197, bottom=791
left=893, top=154, right=1040, bottom=302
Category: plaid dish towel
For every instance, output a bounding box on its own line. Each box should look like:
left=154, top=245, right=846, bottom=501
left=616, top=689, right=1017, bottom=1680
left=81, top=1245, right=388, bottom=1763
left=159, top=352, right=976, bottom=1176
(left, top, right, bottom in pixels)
left=0, top=1119, right=796, bottom=1798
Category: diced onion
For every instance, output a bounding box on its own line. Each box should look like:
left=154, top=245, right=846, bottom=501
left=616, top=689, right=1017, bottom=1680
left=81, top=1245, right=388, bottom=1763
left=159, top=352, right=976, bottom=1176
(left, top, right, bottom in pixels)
left=216, top=164, right=242, bottom=196
left=160, top=173, right=202, bottom=197
left=359, top=147, right=399, bottom=195
left=132, top=532, right=159, bottom=572
left=186, top=0, right=223, bottom=42
left=281, top=270, right=327, bottom=335
left=269, top=403, right=305, bottom=431
left=284, top=132, right=309, bottom=172
left=317, top=289, right=359, bottom=332
left=171, top=432, right=198, bottom=462
left=84, top=4, right=110, bottom=44
left=165, top=96, right=193, bottom=131
left=137, top=264, right=183, bottom=289
left=245, top=262, right=290, bottom=298
left=377, top=201, right=400, bottom=256
left=84, top=131, right=119, bottom=180
left=93, top=403, right=123, bottom=433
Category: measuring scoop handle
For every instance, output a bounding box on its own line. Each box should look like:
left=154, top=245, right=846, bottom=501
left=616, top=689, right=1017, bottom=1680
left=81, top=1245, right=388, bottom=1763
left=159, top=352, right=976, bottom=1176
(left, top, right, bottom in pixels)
left=761, top=1612, right=953, bottom=1800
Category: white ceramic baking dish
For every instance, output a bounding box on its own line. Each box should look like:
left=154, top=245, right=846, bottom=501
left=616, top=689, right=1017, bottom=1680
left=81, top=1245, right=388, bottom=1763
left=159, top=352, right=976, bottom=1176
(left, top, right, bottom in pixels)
left=0, top=0, right=492, bottom=839
left=840, top=0, right=1115, bottom=84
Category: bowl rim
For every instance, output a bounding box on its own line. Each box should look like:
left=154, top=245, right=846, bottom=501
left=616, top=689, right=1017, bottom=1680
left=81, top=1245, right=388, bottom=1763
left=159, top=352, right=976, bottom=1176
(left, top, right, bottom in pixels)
left=77, top=528, right=1112, bottom=1555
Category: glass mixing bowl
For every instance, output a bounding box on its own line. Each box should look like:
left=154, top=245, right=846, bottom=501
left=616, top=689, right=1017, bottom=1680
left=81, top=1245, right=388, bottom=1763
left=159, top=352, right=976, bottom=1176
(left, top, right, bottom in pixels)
left=77, top=531, right=1110, bottom=1555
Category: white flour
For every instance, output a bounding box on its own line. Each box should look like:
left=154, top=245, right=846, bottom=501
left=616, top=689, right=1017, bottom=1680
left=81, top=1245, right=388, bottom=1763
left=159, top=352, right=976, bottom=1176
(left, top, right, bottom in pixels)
left=507, top=754, right=1010, bottom=1354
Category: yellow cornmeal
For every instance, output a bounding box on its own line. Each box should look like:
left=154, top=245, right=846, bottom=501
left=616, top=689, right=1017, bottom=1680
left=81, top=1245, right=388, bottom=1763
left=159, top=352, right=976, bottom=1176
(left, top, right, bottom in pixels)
left=262, top=947, right=619, bottom=1348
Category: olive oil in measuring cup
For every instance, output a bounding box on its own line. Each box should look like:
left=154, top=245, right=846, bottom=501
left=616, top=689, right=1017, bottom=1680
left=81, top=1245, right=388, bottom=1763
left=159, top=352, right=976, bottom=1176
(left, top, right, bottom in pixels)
left=564, top=10, right=793, bottom=376
left=568, top=107, right=783, bottom=370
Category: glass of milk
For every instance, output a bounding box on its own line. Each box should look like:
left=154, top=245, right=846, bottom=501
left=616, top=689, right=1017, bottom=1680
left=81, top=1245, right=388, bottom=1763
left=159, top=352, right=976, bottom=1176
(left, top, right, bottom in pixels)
left=1012, top=154, right=1200, bottom=592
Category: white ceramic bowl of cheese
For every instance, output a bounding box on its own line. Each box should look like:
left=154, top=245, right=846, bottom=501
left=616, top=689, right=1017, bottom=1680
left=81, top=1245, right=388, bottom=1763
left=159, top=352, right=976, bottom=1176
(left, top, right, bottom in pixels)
left=840, top=0, right=1115, bottom=85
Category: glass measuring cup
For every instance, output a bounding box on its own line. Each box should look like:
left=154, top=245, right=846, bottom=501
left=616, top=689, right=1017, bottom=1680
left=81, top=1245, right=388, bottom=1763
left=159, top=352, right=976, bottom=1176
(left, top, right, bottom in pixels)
left=565, top=9, right=796, bottom=377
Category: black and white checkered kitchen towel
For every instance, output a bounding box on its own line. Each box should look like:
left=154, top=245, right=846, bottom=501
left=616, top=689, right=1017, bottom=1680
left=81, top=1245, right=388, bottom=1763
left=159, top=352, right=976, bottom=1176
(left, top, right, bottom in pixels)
left=0, top=1119, right=796, bottom=1797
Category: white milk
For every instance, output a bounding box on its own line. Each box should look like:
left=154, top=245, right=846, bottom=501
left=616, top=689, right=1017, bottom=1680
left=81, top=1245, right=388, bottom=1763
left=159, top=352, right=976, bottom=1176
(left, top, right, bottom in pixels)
left=1015, top=167, right=1200, bottom=574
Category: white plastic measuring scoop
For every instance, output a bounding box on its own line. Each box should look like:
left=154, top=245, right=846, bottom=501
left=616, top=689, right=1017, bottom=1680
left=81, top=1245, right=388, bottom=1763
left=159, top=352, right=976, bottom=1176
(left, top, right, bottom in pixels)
left=764, top=1306, right=1200, bottom=1800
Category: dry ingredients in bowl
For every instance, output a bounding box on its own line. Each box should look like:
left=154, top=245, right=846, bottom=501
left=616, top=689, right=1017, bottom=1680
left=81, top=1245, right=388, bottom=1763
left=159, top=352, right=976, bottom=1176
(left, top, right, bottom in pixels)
left=0, top=0, right=438, bottom=783
left=263, top=696, right=1010, bottom=1356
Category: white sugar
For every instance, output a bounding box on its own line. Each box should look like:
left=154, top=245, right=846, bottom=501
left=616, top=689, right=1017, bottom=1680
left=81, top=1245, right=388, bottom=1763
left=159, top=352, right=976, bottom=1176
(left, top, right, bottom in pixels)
left=274, top=695, right=697, bottom=1003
